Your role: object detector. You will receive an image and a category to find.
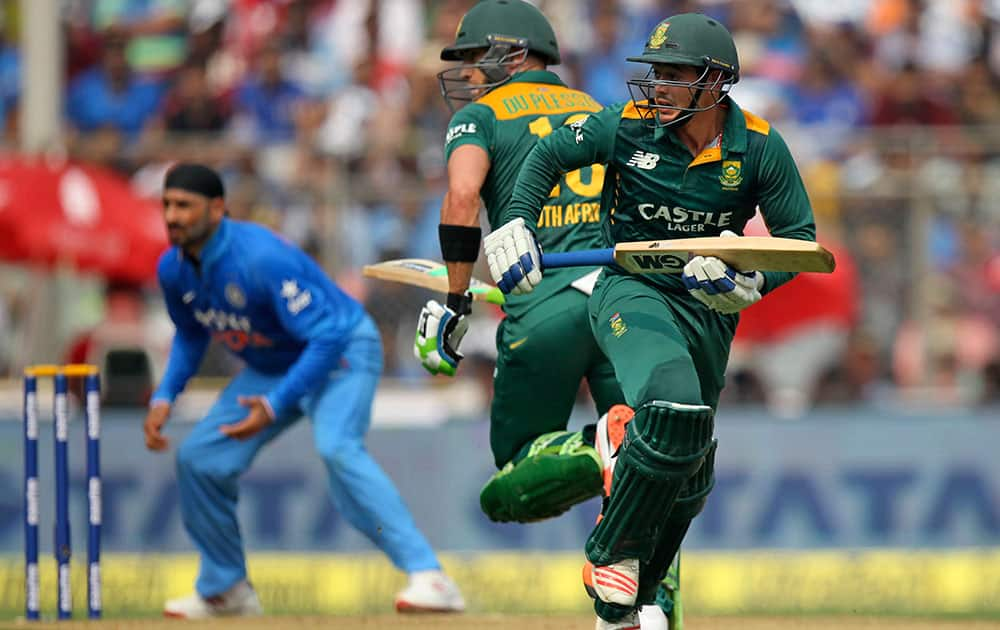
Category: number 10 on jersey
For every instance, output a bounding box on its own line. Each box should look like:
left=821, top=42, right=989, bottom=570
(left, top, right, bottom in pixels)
left=528, top=115, right=605, bottom=198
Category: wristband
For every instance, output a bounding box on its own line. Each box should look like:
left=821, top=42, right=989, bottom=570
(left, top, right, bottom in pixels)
left=439, top=224, right=482, bottom=262
left=447, top=291, right=473, bottom=315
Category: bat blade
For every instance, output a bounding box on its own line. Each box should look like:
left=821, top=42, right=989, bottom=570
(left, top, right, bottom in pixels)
left=362, top=258, right=506, bottom=305
left=613, top=236, right=835, bottom=274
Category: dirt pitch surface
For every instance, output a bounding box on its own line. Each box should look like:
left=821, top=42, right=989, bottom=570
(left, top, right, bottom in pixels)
left=4, top=615, right=1000, bottom=630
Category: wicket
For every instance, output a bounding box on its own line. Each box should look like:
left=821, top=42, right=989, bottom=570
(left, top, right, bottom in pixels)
left=23, top=364, right=102, bottom=621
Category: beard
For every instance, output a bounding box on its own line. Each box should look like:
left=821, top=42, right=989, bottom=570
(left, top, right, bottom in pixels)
left=167, top=220, right=212, bottom=250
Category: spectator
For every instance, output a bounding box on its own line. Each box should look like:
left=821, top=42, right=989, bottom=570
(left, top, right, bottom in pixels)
left=784, top=45, right=868, bottom=158
left=66, top=30, right=166, bottom=139
left=231, top=40, right=308, bottom=145
left=160, top=60, right=230, bottom=132
left=92, top=0, right=189, bottom=75
left=575, top=2, right=632, bottom=107
left=869, top=62, right=958, bottom=126
left=187, top=0, right=246, bottom=96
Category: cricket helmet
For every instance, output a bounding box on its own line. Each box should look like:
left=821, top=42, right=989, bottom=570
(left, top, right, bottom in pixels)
left=625, top=13, right=740, bottom=128
left=438, top=0, right=560, bottom=111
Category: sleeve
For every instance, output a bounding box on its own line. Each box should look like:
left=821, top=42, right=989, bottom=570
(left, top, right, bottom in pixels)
left=150, top=267, right=210, bottom=405
left=258, top=256, right=355, bottom=418
left=755, top=128, right=817, bottom=295
left=502, top=107, right=618, bottom=230
left=443, top=104, right=495, bottom=160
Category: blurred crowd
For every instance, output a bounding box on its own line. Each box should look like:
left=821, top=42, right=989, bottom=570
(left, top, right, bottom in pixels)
left=0, top=0, right=996, bottom=415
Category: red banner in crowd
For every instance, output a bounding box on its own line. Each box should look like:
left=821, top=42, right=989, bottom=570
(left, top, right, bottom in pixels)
left=0, top=157, right=167, bottom=283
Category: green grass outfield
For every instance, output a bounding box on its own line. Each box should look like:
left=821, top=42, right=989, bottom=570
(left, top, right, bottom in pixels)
left=3, top=550, right=1000, bottom=620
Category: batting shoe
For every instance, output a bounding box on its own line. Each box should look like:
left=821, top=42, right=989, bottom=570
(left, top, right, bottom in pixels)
left=395, top=570, right=465, bottom=613
left=595, top=405, right=634, bottom=496
left=591, top=558, right=639, bottom=607
left=638, top=603, right=670, bottom=630
left=595, top=609, right=640, bottom=630
left=584, top=561, right=668, bottom=629
left=163, top=580, right=262, bottom=619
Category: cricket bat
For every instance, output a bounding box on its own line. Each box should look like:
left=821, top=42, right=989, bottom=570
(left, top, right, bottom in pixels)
left=363, top=238, right=834, bottom=304
left=362, top=258, right=506, bottom=305
left=541, top=236, right=835, bottom=274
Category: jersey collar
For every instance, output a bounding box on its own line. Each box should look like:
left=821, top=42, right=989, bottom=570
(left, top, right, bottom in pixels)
left=655, top=100, right=749, bottom=168
left=505, top=70, right=566, bottom=87
left=193, top=217, right=231, bottom=274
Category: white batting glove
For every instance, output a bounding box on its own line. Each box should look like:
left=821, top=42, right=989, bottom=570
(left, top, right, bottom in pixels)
left=414, top=297, right=470, bottom=376
left=682, top=231, right=764, bottom=314
left=483, top=218, right=543, bottom=295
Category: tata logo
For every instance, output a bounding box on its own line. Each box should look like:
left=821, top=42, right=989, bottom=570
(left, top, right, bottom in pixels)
left=446, top=122, right=477, bottom=144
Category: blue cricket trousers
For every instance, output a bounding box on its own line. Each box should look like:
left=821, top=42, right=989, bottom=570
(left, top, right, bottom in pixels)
left=175, top=315, right=440, bottom=596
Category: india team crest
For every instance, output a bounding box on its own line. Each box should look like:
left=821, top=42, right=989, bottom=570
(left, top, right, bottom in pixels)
left=719, top=160, right=743, bottom=189
left=225, top=283, right=246, bottom=309
left=648, top=23, right=670, bottom=49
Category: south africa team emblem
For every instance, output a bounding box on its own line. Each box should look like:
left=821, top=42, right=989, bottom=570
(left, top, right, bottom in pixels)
left=609, top=313, right=628, bottom=338
left=719, top=160, right=743, bottom=189
left=648, top=23, right=670, bottom=49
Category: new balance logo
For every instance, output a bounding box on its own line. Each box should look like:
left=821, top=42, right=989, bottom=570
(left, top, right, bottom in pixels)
left=626, top=151, right=660, bottom=170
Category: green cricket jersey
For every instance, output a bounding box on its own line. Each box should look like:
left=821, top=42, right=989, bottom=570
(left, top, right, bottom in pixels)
left=444, top=70, right=607, bottom=318
left=502, top=99, right=816, bottom=295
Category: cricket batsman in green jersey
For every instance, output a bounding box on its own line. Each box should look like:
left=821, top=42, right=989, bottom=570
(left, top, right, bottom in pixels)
left=485, top=13, right=818, bottom=630
left=413, top=0, right=627, bottom=526
left=412, top=4, right=677, bottom=626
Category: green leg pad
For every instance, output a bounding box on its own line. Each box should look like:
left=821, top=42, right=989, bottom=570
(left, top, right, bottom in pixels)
left=586, top=401, right=714, bottom=566
left=637, top=440, right=717, bottom=607
left=480, top=431, right=602, bottom=523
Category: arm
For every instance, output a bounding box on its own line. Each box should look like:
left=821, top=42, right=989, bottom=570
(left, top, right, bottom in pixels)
left=413, top=108, right=495, bottom=377
left=150, top=279, right=210, bottom=406
left=503, top=111, right=617, bottom=229
left=755, top=128, right=817, bottom=294
left=440, top=105, right=494, bottom=295
left=262, top=267, right=352, bottom=419
left=442, top=144, right=490, bottom=294
left=146, top=266, right=210, bottom=452
left=414, top=147, right=486, bottom=377
left=486, top=110, right=618, bottom=294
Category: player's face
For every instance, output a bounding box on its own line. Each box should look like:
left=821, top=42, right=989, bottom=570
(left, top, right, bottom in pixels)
left=459, top=49, right=490, bottom=90
left=162, top=188, right=222, bottom=250
left=649, top=63, right=707, bottom=124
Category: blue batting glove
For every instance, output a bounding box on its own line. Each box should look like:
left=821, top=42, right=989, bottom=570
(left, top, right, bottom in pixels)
left=483, top=218, right=543, bottom=295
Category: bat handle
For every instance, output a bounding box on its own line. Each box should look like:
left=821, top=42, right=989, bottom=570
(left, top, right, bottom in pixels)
left=541, top=248, right=616, bottom=270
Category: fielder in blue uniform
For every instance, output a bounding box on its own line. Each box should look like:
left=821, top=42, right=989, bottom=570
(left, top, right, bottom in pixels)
left=143, top=163, right=464, bottom=618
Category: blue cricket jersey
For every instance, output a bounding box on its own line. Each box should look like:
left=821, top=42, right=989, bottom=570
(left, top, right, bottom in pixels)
left=151, top=219, right=365, bottom=418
